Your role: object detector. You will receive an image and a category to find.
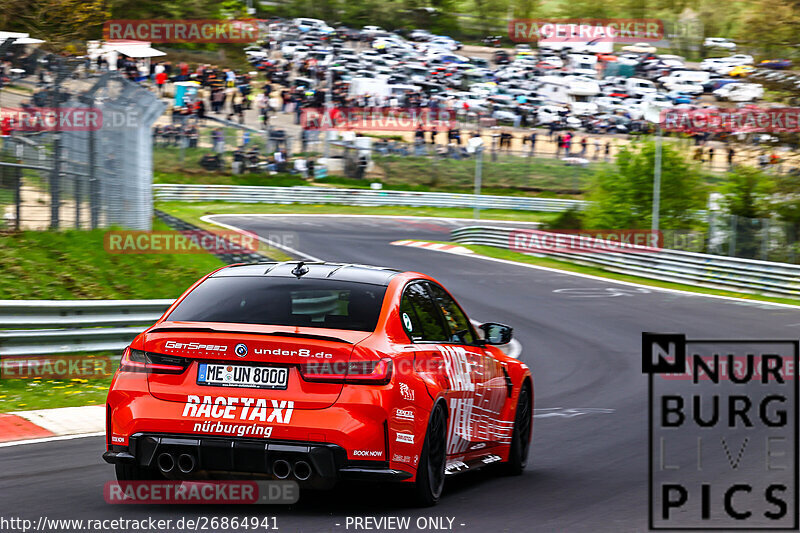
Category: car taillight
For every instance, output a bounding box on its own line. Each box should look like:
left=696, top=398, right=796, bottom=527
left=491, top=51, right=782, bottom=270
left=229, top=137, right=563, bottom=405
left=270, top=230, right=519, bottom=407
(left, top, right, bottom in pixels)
left=119, top=347, right=189, bottom=374
left=298, top=358, right=393, bottom=385
left=345, top=358, right=393, bottom=385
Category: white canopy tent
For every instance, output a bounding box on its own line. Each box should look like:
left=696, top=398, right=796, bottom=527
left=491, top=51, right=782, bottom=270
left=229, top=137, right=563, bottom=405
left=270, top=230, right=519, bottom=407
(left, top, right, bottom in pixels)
left=0, top=31, right=44, bottom=45
left=87, top=40, right=166, bottom=78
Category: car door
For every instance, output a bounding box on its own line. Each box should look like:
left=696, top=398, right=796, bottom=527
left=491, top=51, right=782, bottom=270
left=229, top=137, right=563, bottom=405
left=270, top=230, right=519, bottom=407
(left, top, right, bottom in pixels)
left=397, top=280, right=452, bottom=400
left=423, top=282, right=498, bottom=456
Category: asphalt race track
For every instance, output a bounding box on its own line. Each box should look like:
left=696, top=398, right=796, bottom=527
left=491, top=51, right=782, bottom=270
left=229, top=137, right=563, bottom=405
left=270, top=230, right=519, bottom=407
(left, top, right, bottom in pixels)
left=2, top=215, right=797, bottom=532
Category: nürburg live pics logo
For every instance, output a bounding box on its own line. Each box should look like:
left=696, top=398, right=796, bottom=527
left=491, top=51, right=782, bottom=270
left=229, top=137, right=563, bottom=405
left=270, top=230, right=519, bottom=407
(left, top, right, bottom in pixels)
left=643, top=332, right=798, bottom=529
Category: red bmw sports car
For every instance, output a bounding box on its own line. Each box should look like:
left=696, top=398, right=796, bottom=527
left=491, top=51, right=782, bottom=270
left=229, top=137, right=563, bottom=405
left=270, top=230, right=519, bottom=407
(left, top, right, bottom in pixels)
left=104, top=262, right=533, bottom=505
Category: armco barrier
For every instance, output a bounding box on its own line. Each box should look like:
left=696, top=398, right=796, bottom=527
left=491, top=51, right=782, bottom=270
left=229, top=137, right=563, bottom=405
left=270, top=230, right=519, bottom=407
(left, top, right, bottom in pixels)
left=451, top=226, right=800, bottom=298
left=153, top=184, right=586, bottom=213
left=0, top=300, right=174, bottom=357
left=0, top=297, right=518, bottom=357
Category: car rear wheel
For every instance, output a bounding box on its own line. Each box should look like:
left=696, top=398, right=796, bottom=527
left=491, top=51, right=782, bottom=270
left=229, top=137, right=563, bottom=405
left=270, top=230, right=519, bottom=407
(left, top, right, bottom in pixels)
left=504, top=382, right=532, bottom=475
left=413, top=403, right=447, bottom=506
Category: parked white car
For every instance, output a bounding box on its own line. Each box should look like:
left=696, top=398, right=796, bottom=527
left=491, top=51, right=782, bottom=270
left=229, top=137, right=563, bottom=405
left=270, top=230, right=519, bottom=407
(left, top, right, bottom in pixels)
left=362, top=25, right=384, bottom=35
left=661, top=81, right=704, bottom=95
left=625, top=77, right=657, bottom=97
left=640, top=93, right=675, bottom=108
left=720, top=54, right=754, bottom=66
left=700, top=58, right=734, bottom=71
left=713, top=83, right=763, bottom=102
left=594, top=96, right=627, bottom=114
left=621, top=42, right=658, bottom=54
left=536, top=105, right=569, bottom=124
left=658, top=70, right=711, bottom=86
left=704, top=37, right=737, bottom=50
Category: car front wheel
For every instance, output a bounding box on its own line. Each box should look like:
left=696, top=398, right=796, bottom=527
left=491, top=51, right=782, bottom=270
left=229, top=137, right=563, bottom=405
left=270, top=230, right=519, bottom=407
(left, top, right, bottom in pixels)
left=504, top=382, right=532, bottom=475
left=413, top=403, right=447, bottom=506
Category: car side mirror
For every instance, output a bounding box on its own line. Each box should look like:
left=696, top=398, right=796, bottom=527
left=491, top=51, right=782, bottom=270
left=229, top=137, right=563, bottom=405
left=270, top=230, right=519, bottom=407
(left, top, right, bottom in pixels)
left=479, top=322, right=513, bottom=345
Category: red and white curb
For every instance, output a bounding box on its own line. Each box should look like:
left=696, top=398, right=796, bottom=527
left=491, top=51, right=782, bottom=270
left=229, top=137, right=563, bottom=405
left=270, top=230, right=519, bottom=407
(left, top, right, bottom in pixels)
left=0, top=405, right=104, bottom=446
left=391, top=240, right=474, bottom=255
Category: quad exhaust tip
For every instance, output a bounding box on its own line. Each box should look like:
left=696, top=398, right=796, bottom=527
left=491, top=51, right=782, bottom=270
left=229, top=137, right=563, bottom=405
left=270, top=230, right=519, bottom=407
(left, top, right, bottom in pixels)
left=272, top=459, right=291, bottom=479
left=293, top=460, right=312, bottom=481
left=177, top=453, right=196, bottom=474
left=157, top=452, right=175, bottom=474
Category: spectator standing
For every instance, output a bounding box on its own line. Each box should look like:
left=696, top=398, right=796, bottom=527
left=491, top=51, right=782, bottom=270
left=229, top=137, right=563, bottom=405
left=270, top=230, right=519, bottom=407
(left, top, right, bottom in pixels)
left=155, top=70, right=167, bottom=97
left=212, top=128, right=225, bottom=153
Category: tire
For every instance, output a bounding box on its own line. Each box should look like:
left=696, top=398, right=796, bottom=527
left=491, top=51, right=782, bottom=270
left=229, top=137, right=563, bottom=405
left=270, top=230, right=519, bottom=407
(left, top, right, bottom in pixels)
left=413, top=403, right=447, bottom=507
left=504, top=382, right=532, bottom=475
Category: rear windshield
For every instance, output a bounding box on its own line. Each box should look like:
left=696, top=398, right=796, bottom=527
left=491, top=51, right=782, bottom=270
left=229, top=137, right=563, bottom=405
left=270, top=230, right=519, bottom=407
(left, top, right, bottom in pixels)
left=167, top=277, right=387, bottom=332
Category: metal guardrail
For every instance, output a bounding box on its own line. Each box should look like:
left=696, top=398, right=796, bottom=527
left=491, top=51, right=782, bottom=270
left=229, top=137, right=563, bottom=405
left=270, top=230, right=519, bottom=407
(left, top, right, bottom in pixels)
left=0, top=297, right=520, bottom=357
left=153, top=184, right=586, bottom=213
left=0, top=299, right=173, bottom=330
left=451, top=226, right=800, bottom=298
left=0, top=300, right=174, bottom=356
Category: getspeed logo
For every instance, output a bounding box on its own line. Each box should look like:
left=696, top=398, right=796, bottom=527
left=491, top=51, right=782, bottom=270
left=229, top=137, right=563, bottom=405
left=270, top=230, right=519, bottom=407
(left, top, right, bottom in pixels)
left=164, top=341, right=227, bottom=352
left=182, top=395, right=294, bottom=424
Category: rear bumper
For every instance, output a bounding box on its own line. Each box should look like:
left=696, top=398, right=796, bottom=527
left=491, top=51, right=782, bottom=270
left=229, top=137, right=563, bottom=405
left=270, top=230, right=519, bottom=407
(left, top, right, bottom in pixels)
left=103, top=433, right=412, bottom=489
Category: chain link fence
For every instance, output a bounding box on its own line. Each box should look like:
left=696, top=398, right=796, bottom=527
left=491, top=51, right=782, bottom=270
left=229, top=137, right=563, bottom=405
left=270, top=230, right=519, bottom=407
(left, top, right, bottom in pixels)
left=1, top=62, right=164, bottom=231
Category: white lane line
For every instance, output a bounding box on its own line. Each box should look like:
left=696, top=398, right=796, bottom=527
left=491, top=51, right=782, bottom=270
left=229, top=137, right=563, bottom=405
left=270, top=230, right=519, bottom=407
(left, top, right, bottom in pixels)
left=533, top=408, right=615, bottom=418
left=390, top=238, right=800, bottom=310
left=200, top=213, right=544, bottom=226
left=202, top=215, right=322, bottom=261
left=0, top=432, right=105, bottom=448
left=204, top=214, right=800, bottom=309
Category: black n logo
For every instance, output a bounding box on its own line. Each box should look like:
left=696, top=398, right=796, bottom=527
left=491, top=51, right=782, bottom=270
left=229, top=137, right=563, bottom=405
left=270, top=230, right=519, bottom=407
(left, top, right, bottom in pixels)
left=642, top=332, right=686, bottom=374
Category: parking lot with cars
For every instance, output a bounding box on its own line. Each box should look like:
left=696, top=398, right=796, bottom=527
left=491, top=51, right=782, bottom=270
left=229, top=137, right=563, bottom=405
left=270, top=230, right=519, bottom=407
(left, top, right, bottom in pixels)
left=230, top=18, right=800, bottom=172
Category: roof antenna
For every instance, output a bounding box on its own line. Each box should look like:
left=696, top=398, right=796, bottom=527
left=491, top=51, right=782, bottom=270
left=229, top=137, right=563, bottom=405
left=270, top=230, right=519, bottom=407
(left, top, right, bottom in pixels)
left=291, top=261, right=309, bottom=278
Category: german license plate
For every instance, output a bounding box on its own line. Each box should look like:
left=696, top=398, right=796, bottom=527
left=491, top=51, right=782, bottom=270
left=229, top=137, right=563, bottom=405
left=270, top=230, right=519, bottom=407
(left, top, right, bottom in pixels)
left=197, top=363, right=288, bottom=390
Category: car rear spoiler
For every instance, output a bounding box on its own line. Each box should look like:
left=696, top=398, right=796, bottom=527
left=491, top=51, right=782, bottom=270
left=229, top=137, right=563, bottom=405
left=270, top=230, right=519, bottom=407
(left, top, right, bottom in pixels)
left=147, top=324, right=354, bottom=345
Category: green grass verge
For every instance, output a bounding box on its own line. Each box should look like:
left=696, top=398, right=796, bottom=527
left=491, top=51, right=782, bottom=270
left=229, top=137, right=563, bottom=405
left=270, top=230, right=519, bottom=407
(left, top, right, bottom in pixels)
left=455, top=243, right=800, bottom=307
left=152, top=144, right=588, bottom=198
left=0, top=219, right=224, bottom=299
left=156, top=203, right=293, bottom=261
left=156, top=201, right=561, bottom=225
left=0, top=363, right=113, bottom=413
left=374, top=154, right=597, bottom=194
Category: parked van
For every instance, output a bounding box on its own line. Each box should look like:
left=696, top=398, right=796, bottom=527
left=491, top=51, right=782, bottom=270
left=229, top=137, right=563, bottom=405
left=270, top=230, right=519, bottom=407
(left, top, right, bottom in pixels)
left=567, top=54, right=599, bottom=77
left=537, top=75, right=600, bottom=115
left=293, top=18, right=334, bottom=33
left=657, top=70, right=710, bottom=86
left=625, top=77, right=657, bottom=97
